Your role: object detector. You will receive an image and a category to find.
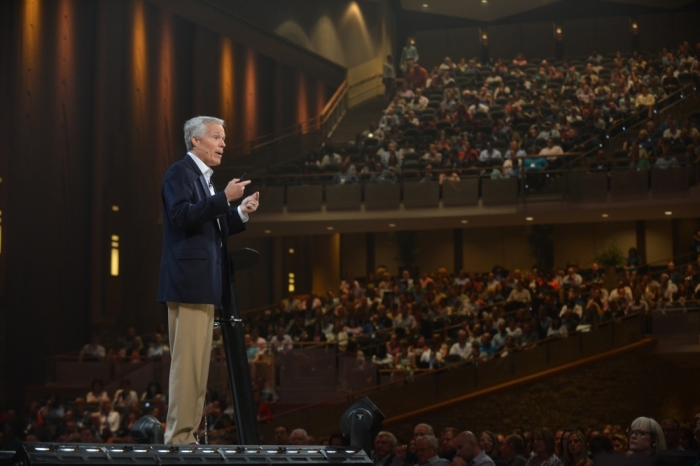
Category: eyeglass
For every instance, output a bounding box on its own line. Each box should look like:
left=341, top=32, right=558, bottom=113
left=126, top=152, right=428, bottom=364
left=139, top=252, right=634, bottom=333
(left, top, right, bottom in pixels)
left=629, top=430, right=652, bottom=438
left=479, top=438, right=494, bottom=444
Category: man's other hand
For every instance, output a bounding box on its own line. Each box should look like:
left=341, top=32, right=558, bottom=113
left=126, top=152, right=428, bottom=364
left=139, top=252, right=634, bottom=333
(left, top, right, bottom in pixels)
left=240, top=192, right=260, bottom=215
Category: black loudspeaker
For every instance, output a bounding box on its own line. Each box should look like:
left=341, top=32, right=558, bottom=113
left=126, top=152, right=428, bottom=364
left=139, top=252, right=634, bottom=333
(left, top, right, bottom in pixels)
left=11, top=444, right=374, bottom=466
left=130, top=415, right=164, bottom=444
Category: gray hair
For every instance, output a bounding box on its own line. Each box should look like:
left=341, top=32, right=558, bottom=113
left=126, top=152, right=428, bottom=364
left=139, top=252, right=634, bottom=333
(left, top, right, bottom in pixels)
left=376, top=431, right=397, bottom=449
left=416, top=434, right=439, bottom=450
left=415, top=423, right=434, bottom=436
left=290, top=428, right=308, bottom=441
left=184, top=116, right=224, bottom=151
left=631, top=417, right=666, bottom=453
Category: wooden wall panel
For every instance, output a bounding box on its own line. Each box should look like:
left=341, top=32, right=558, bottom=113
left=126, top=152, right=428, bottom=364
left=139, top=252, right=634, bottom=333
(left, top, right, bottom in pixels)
left=0, top=0, right=344, bottom=398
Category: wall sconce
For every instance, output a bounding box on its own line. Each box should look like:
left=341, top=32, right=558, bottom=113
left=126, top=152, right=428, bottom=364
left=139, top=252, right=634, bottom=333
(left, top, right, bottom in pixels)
left=479, top=29, right=488, bottom=45
left=554, top=25, right=563, bottom=41
left=630, top=20, right=639, bottom=35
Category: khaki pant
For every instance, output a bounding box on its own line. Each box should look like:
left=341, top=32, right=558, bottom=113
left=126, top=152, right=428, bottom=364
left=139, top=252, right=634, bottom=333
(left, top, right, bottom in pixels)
left=164, top=302, right=214, bottom=444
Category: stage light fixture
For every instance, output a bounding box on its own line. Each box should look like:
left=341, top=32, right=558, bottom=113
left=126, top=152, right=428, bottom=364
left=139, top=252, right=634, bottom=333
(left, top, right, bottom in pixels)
left=340, top=397, right=385, bottom=456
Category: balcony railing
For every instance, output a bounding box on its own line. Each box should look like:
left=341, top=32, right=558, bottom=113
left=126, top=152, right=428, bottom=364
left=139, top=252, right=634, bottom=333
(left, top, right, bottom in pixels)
left=250, top=163, right=698, bottom=214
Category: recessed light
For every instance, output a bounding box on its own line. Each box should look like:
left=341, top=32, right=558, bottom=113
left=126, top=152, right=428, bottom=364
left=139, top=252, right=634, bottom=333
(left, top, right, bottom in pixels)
left=664, top=211, right=672, bottom=215
left=526, top=217, right=533, bottom=221
left=481, top=0, right=488, bottom=4
left=389, top=223, right=396, bottom=228
left=326, top=226, right=334, bottom=230
left=264, top=229, right=271, bottom=234
left=601, top=214, right=609, bottom=218
left=461, top=220, right=468, bottom=224
left=422, top=3, right=428, bottom=8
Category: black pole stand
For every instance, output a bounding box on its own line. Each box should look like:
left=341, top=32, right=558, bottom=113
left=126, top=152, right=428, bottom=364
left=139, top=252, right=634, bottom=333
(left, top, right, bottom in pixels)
left=215, top=247, right=261, bottom=445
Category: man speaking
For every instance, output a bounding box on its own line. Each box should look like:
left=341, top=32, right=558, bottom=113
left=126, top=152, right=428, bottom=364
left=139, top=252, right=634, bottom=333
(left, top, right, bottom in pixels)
left=158, top=116, right=259, bottom=444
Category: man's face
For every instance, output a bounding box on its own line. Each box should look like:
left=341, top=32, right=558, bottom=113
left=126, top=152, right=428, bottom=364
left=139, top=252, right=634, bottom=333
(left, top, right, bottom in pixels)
left=192, top=123, right=226, bottom=167
left=662, top=422, right=680, bottom=447
left=415, top=438, right=436, bottom=463
left=289, top=432, right=305, bottom=445
left=274, top=427, right=289, bottom=444
left=374, top=435, right=393, bottom=459
left=440, top=431, right=455, bottom=454
left=455, top=436, right=474, bottom=461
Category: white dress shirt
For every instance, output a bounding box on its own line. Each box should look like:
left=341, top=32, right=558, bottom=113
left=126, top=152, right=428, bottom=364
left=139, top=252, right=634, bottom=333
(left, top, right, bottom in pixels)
left=188, top=152, right=248, bottom=222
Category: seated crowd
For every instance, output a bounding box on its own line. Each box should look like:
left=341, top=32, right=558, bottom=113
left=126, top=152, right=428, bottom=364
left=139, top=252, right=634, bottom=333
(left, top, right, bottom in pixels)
left=243, top=255, right=700, bottom=375
left=296, top=42, right=700, bottom=188
left=1, top=250, right=698, bottom=447
left=0, top=373, right=276, bottom=447
left=264, top=419, right=700, bottom=464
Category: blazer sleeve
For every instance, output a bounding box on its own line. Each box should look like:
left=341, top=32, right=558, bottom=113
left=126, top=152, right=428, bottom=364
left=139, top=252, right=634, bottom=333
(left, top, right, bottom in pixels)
left=226, top=208, right=247, bottom=236
left=162, top=164, right=229, bottom=231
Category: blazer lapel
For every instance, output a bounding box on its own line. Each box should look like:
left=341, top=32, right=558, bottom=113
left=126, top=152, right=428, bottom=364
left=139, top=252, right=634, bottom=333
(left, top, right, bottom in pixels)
left=184, top=155, right=222, bottom=233
left=198, top=174, right=210, bottom=198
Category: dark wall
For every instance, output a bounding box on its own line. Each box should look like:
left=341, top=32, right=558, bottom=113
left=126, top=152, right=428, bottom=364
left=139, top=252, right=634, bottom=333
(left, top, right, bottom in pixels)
left=386, top=348, right=700, bottom=442
left=402, top=1, right=700, bottom=68
left=0, top=0, right=343, bottom=400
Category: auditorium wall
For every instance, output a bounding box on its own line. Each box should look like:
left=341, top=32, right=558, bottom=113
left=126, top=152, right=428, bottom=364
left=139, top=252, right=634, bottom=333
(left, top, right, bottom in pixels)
left=413, top=10, right=700, bottom=69
left=333, top=219, right=693, bottom=286
left=220, top=0, right=395, bottom=70
left=221, top=0, right=397, bottom=106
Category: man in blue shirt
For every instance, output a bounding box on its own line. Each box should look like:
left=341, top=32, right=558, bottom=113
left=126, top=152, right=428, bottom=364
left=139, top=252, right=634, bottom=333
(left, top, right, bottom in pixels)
left=478, top=142, right=503, bottom=167
left=654, top=144, right=680, bottom=169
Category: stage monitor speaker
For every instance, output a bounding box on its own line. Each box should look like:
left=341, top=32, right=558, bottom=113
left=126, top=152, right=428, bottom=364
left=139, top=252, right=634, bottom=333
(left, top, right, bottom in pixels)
left=130, top=415, right=164, bottom=444
left=12, top=444, right=374, bottom=466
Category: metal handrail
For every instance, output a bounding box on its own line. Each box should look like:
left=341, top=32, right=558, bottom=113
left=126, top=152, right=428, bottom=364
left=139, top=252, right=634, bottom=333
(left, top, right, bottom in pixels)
left=559, top=83, right=696, bottom=171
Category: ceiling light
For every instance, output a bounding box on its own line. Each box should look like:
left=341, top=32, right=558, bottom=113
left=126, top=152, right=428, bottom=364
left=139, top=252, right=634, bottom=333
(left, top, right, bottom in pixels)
left=461, top=220, right=468, bottom=224
left=422, top=3, right=428, bottom=8
left=481, top=0, right=488, bottom=3
left=326, top=226, right=334, bottom=230
left=664, top=211, right=672, bottom=215
left=264, top=230, right=271, bottom=234
left=525, top=217, right=533, bottom=222
left=389, top=223, right=396, bottom=228
left=601, top=214, right=608, bottom=218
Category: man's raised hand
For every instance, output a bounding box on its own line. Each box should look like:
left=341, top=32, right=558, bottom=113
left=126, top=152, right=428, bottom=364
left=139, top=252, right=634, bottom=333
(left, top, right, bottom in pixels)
left=224, top=178, right=251, bottom=202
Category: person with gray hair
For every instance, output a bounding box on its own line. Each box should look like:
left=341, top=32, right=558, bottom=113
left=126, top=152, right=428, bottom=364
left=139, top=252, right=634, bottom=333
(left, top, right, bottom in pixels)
left=374, top=431, right=399, bottom=466
left=289, top=428, right=309, bottom=445
left=158, top=115, right=259, bottom=444
left=395, top=434, right=450, bottom=466
left=628, top=416, right=666, bottom=458
left=415, top=423, right=435, bottom=438
left=454, top=431, right=495, bottom=466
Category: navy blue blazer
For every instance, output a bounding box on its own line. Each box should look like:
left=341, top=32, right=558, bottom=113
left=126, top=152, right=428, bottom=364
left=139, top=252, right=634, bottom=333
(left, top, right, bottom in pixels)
left=157, top=155, right=246, bottom=307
